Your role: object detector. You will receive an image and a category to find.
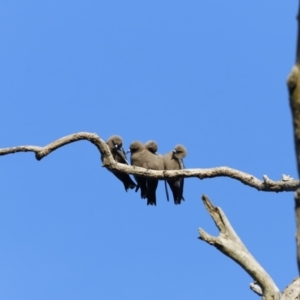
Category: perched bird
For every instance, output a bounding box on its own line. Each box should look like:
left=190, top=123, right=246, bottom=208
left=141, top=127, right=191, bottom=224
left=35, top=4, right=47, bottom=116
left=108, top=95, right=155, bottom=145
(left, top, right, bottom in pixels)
left=130, top=141, right=164, bottom=206
left=101, top=135, right=136, bottom=191
left=163, top=144, right=187, bottom=205
left=145, top=140, right=165, bottom=205
left=129, top=141, right=148, bottom=200
left=145, top=140, right=168, bottom=201
left=135, top=140, right=158, bottom=193
left=145, top=140, right=158, bottom=154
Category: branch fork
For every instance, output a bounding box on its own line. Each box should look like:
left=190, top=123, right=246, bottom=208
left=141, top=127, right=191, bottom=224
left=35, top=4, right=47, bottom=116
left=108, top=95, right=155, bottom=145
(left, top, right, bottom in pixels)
left=199, top=195, right=281, bottom=300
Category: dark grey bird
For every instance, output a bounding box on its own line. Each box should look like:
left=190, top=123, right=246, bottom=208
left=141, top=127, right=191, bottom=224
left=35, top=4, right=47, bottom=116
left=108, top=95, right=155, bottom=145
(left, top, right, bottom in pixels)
left=129, top=141, right=148, bottom=200
left=101, top=135, right=136, bottom=191
left=145, top=140, right=169, bottom=201
left=135, top=140, right=158, bottom=192
left=145, top=140, right=173, bottom=201
left=130, top=141, right=164, bottom=206
left=145, top=140, right=158, bottom=154
left=145, top=140, right=165, bottom=205
left=163, top=144, right=187, bottom=205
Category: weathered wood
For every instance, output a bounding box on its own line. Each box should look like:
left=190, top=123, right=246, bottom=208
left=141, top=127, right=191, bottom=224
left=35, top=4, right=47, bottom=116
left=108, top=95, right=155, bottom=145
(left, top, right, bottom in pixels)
left=199, top=195, right=280, bottom=300
left=0, top=132, right=297, bottom=192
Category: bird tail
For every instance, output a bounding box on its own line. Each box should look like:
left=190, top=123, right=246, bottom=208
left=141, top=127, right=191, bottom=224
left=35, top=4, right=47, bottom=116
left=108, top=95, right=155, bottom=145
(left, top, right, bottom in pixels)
left=147, top=189, right=156, bottom=205
left=147, top=180, right=157, bottom=206
left=147, top=194, right=156, bottom=206
left=164, top=180, right=169, bottom=201
left=122, top=176, right=137, bottom=191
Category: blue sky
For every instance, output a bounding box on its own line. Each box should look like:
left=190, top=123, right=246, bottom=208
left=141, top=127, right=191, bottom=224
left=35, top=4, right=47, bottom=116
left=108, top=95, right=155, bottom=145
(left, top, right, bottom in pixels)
left=0, top=1, right=298, bottom=299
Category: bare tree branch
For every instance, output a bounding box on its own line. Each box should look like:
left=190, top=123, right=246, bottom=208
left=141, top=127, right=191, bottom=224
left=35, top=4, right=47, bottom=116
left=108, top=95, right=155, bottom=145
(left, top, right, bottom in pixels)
left=286, top=0, right=300, bottom=276
left=198, top=195, right=280, bottom=300
left=0, top=132, right=297, bottom=193
left=281, top=277, right=300, bottom=300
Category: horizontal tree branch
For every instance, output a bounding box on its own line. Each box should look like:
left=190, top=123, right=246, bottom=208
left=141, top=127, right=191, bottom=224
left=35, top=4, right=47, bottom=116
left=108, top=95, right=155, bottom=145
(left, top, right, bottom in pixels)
left=0, top=132, right=298, bottom=192
left=198, top=195, right=280, bottom=300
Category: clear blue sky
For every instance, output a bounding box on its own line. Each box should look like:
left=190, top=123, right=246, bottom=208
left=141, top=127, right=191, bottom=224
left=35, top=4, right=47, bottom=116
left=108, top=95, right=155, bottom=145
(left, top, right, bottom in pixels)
left=0, top=1, right=297, bottom=299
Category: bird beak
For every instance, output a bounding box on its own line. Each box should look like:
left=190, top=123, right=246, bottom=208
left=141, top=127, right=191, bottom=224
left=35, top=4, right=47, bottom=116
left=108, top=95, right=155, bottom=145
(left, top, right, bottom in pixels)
left=126, top=150, right=131, bottom=154
left=172, top=150, right=176, bottom=154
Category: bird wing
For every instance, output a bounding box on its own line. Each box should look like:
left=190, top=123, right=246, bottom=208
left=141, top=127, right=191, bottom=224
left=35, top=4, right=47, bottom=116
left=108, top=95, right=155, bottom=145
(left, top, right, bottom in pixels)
left=116, top=148, right=129, bottom=165
left=164, top=179, right=170, bottom=201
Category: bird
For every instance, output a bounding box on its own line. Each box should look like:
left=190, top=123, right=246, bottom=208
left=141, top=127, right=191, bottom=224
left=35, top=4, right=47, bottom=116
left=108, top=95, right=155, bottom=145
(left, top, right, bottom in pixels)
left=134, top=140, right=158, bottom=193
left=145, top=140, right=165, bottom=205
left=145, top=140, right=158, bottom=154
left=163, top=144, right=187, bottom=204
left=145, top=140, right=169, bottom=201
left=129, top=141, right=148, bottom=200
left=101, top=135, right=136, bottom=191
left=130, top=141, right=164, bottom=206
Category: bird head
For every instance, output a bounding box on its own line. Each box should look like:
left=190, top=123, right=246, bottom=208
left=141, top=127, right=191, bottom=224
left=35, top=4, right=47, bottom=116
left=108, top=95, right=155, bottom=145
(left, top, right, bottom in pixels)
left=145, top=140, right=158, bottom=154
left=107, top=135, right=123, bottom=151
left=129, top=141, right=144, bottom=154
left=172, top=144, right=187, bottom=159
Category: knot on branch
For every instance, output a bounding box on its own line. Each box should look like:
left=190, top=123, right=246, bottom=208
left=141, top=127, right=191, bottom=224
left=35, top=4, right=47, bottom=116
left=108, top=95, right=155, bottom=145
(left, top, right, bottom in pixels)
left=262, top=175, right=279, bottom=191
left=35, top=150, right=47, bottom=161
